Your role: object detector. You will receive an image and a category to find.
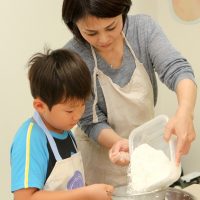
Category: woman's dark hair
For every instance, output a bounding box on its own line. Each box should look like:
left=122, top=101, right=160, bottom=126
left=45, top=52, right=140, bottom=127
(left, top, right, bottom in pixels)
left=62, top=0, right=132, bottom=42
left=28, top=49, right=91, bottom=110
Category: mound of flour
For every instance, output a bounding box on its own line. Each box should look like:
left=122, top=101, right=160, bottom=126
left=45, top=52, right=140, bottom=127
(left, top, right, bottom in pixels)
left=128, top=143, right=180, bottom=193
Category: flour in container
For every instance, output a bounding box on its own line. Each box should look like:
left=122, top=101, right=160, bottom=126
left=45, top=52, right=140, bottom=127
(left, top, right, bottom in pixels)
left=127, top=143, right=181, bottom=193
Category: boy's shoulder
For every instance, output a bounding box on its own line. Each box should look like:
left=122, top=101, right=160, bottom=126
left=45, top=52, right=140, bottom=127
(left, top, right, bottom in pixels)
left=11, top=118, right=49, bottom=192
left=12, top=118, right=47, bottom=147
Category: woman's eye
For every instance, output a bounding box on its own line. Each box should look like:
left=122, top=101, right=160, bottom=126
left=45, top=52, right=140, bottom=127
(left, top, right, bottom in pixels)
left=107, top=27, right=116, bottom=31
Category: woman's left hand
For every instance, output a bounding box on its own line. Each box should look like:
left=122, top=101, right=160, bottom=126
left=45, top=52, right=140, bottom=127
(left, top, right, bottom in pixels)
left=109, top=139, right=130, bottom=166
left=164, top=112, right=196, bottom=165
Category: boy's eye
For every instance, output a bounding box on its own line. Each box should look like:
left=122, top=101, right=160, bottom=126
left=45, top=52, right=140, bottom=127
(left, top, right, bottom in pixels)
left=86, top=32, right=97, bottom=36
left=66, top=111, right=73, bottom=113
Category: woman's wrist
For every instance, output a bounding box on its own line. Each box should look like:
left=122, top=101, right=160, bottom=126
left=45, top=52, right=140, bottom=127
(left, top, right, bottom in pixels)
left=176, top=104, right=194, bottom=120
left=97, top=128, right=122, bottom=149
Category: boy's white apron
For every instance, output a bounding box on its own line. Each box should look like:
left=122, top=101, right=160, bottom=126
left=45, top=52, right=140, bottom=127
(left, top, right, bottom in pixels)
left=75, top=33, right=154, bottom=186
left=33, top=111, right=85, bottom=190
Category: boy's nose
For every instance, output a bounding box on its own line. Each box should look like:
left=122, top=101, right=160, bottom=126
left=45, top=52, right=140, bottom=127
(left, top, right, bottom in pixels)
left=72, top=113, right=81, bottom=122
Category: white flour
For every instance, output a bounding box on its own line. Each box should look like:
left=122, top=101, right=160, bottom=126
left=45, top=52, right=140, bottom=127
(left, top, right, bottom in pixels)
left=128, top=143, right=180, bottom=193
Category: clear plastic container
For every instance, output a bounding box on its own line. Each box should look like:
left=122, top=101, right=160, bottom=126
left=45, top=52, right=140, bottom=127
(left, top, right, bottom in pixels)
left=127, top=115, right=181, bottom=194
left=129, top=115, right=175, bottom=162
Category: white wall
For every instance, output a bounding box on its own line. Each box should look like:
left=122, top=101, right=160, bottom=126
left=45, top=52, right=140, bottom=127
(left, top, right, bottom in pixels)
left=1, top=0, right=199, bottom=199
left=0, top=1, right=71, bottom=198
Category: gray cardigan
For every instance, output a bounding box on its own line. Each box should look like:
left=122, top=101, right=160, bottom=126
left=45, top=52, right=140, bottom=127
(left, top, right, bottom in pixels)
left=64, top=14, right=195, bottom=141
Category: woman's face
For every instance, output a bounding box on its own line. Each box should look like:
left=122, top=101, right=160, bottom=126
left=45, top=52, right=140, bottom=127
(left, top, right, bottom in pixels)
left=76, top=15, right=123, bottom=52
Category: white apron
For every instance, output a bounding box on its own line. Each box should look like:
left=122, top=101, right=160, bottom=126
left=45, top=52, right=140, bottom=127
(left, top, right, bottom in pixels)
left=75, top=33, right=154, bottom=186
left=33, top=111, right=85, bottom=191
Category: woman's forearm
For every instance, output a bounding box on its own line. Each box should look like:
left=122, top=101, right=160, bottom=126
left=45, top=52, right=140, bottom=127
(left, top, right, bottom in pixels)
left=176, top=79, right=197, bottom=116
left=97, top=128, right=122, bottom=149
left=165, top=78, right=197, bottom=163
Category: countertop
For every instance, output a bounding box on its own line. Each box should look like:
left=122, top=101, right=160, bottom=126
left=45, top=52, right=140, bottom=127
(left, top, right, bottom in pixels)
left=183, top=184, right=200, bottom=199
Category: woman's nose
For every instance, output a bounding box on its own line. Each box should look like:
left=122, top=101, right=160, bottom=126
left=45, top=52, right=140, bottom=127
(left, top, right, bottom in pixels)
left=98, top=33, right=109, bottom=44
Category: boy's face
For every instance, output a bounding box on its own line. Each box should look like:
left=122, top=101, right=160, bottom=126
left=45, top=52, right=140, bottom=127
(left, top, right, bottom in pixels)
left=37, top=99, right=85, bottom=133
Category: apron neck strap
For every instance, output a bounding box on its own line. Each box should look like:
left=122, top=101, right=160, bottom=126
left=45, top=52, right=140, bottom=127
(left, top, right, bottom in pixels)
left=68, top=132, right=78, bottom=152
left=90, top=46, right=99, bottom=123
left=121, top=32, right=140, bottom=64
left=33, top=111, right=63, bottom=161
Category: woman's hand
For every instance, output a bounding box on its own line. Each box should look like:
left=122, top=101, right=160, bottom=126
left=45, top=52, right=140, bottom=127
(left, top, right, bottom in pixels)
left=164, top=112, right=196, bottom=165
left=165, top=79, right=197, bottom=165
left=109, top=139, right=130, bottom=166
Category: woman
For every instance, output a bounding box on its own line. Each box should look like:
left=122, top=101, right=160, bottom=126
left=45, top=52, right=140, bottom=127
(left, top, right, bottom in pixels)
left=62, top=0, right=197, bottom=186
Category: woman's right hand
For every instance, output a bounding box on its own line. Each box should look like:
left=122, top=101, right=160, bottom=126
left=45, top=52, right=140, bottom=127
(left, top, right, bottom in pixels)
left=109, top=139, right=130, bottom=166
left=86, top=184, right=114, bottom=200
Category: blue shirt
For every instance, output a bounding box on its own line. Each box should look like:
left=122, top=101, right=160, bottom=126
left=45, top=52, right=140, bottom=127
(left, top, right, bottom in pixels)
left=10, top=118, right=77, bottom=192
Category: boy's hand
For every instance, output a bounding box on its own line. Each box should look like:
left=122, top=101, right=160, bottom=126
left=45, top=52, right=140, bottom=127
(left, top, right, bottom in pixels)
left=86, top=184, right=113, bottom=200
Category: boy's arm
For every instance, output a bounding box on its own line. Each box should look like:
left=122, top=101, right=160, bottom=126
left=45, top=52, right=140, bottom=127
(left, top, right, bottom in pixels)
left=13, top=184, right=113, bottom=200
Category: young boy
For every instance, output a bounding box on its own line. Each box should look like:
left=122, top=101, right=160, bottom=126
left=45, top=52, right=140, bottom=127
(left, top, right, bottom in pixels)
left=10, top=49, right=113, bottom=200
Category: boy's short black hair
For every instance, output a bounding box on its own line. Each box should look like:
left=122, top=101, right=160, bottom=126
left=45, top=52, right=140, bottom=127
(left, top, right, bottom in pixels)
left=28, top=48, right=91, bottom=110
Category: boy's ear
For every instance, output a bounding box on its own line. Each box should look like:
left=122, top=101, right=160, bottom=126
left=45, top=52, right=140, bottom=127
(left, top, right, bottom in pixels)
left=33, top=98, right=46, bottom=113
